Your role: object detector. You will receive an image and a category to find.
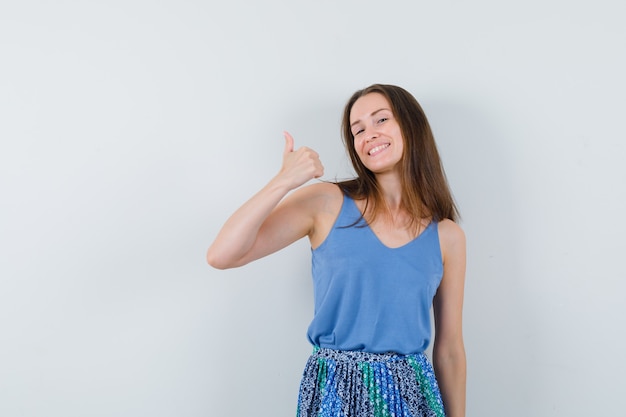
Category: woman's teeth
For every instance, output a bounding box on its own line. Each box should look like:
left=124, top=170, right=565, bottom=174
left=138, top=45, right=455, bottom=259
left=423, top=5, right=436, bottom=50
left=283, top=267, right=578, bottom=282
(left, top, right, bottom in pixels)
left=368, top=143, right=389, bottom=155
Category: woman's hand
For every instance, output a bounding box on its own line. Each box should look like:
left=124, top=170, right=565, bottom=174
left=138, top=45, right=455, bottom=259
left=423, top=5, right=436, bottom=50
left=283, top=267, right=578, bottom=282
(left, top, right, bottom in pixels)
left=278, top=131, right=324, bottom=190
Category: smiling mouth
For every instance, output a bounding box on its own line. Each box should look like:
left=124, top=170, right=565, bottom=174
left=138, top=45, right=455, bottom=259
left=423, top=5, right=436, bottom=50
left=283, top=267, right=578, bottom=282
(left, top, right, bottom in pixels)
left=368, top=143, right=390, bottom=156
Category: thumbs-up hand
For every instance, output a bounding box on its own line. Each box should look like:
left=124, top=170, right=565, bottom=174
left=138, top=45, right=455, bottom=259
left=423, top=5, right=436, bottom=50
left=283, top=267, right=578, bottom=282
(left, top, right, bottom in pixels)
left=278, top=131, right=324, bottom=190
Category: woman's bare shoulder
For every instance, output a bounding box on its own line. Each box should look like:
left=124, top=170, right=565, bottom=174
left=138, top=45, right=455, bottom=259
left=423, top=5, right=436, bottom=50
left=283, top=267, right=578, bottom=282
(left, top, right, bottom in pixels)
left=299, top=181, right=343, bottom=194
left=289, top=182, right=344, bottom=248
left=437, top=219, right=465, bottom=240
left=288, top=181, right=343, bottom=206
left=437, top=219, right=466, bottom=262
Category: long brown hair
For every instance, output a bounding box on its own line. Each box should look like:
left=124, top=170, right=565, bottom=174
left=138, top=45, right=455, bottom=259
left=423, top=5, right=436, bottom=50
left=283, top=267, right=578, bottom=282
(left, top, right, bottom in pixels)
left=338, top=84, right=459, bottom=226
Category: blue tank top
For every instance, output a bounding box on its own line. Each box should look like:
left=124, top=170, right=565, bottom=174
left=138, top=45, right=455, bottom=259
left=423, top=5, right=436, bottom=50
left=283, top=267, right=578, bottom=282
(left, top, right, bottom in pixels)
left=306, top=194, right=443, bottom=354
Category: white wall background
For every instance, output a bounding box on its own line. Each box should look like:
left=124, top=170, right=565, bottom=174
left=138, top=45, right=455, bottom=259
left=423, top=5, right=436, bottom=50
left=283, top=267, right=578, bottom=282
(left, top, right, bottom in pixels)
left=1, top=1, right=624, bottom=416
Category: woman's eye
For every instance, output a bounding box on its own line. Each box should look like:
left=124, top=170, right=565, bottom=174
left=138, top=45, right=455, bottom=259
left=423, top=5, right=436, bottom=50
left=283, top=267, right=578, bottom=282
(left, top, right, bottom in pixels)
left=353, top=128, right=364, bottom=136
left=377, top=118, right=388, bottom=124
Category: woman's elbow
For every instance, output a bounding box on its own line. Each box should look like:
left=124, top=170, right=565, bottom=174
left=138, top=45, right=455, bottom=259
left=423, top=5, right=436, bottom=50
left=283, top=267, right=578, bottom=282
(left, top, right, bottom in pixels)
left=207, top=257, right=226, bottom=270
left=433, top=340, right=466, bottom=367
left=206, top=248, right=245, bottom=270
left=206, top=249, right=229, bottom=270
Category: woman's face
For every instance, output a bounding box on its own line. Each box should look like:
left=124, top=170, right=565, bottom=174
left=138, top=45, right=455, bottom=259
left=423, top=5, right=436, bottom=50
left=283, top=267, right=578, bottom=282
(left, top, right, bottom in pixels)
left=349, top=93, right=404, bottom=175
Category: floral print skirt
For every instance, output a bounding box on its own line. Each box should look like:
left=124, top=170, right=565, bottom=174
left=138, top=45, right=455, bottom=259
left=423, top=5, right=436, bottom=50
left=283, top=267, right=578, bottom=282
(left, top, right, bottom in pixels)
left=296, top=347, right=445, bottom=417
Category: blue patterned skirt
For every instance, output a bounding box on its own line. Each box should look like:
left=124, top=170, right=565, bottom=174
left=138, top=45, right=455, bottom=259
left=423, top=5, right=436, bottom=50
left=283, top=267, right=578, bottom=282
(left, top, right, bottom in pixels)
left=296, top=347, right=445, bottom=417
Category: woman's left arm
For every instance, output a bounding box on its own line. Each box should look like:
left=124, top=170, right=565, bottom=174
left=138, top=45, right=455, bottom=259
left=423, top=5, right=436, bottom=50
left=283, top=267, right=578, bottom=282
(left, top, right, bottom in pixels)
left=433, top=219, right=467, bottom=417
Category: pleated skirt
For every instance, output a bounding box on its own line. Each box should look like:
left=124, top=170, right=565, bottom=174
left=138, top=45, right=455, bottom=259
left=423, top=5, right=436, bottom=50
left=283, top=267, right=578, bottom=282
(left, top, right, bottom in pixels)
left=296, top=347, right=445, bottom=417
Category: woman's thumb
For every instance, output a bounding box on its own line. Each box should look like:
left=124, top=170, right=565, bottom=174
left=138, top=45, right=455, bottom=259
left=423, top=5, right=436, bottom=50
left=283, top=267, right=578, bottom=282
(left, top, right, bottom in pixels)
left=283, top=131, right=294, bottom=156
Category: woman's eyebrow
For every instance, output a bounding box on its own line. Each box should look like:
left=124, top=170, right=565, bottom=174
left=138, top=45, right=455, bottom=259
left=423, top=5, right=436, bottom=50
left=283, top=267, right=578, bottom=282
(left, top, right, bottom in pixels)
left=350, top=108, right=390, bottom=128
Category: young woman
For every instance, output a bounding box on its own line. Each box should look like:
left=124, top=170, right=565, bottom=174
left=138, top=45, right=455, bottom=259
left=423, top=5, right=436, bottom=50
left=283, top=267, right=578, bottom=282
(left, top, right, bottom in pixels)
left=207, top=84, right=466, bottom=417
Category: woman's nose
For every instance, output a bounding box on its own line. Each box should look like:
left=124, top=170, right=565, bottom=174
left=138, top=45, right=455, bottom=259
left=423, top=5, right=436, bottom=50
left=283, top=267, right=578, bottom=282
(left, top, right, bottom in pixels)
left=365, top=129, right=378, bottom=141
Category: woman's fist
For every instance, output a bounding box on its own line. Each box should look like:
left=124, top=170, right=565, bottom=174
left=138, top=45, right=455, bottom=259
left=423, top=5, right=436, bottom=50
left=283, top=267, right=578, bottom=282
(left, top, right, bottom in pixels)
left=279, top=131, right=324, bottom=189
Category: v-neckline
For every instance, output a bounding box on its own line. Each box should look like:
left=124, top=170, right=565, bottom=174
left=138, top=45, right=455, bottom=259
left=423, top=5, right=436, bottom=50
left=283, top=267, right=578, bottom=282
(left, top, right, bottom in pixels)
left=350, top=197, right=433, bottom=250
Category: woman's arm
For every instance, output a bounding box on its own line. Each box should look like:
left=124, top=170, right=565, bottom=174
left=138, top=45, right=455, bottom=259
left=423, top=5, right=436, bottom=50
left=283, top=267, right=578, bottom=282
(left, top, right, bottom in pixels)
left=206, top=132, right=324, bottom=269
left=433, top=219, right=467, bottom=417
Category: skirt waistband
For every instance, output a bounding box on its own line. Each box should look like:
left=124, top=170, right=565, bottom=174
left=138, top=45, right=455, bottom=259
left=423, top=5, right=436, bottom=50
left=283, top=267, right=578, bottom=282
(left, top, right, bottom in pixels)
left=311, top=346, right=426, bottom=363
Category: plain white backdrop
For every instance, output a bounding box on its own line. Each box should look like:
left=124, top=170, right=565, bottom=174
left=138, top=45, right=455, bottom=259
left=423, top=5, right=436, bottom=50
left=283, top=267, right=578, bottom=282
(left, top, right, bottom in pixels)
left=1, top=1, right=625, bottom=416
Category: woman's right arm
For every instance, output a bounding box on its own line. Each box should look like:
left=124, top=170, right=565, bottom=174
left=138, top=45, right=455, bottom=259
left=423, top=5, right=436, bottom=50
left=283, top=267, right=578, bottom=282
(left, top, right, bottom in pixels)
left=206, top=132, right=324, bottom=269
